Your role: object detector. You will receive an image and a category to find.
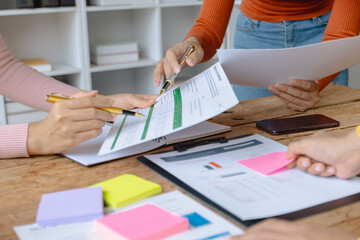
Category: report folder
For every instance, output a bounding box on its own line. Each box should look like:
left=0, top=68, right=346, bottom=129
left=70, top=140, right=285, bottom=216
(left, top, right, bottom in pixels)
left=138, top=134, right=360, bottom=226
left=63, top=121, right=231, bottom=166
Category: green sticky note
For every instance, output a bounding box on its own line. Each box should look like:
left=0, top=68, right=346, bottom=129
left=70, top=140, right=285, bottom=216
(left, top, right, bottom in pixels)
left=91, top=174, right=162, bottom=209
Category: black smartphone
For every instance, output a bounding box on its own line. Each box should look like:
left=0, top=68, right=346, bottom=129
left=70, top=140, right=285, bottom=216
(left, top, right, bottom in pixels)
left=256, top=114, right=340, bottom=135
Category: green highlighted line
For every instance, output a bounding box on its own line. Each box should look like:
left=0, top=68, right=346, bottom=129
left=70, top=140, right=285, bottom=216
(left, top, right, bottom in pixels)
left=141, top=105, right=154, bottom=140
left=173, top=87, right=182, bottom=129
left=110, top=115, right=127, bottom=150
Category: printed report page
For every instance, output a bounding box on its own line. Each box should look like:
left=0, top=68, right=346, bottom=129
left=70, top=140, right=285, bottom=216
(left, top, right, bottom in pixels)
left=144, top=134, right=360, bottom=220
left=99, top=62, right=238, bottom=155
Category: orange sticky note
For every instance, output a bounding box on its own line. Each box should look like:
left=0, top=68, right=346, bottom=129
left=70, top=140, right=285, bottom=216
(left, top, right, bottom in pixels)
left=95, top=204, right=189, bottom=240
left=238, top=151, right=295, bottom=175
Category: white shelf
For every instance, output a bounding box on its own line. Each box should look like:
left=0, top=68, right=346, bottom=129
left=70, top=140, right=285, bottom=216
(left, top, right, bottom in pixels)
left=45, top=63, right=82, bottom=77
left=0, top=7, right=76, bottom=16
left=0, top=0, right=240, bottom=125
left=160, top=1, right=203, bottom=8
left=90, top=58, right=157, bottom=73
left=86, top=4, right=156, bottom=12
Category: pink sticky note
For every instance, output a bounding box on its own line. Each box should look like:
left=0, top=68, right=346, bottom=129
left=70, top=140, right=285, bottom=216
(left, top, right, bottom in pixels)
left=238, top=151, right=295, bottom=175
left=95, top=204, right=189, bottom=240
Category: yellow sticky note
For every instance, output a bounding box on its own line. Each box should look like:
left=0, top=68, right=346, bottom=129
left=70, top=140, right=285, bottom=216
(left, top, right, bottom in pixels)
left=91, top=174, right=162, bottom=209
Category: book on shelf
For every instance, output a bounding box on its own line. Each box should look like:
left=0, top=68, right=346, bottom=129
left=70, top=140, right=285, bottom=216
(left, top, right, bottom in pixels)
left=90, top=52, right=139, bottom=65
left=90, top=42, right=138, bottom=56
left=89, top=0, right=153, bottom=6
left=20, top=58, right=52, bottom=73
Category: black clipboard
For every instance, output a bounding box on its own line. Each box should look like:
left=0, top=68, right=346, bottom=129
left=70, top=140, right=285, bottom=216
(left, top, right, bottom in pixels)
left=138, top=134, right=360, bottom=227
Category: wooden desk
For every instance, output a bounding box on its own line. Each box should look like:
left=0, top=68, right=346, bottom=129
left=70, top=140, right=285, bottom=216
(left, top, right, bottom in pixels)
left=1, top=84, right=360, bottom=240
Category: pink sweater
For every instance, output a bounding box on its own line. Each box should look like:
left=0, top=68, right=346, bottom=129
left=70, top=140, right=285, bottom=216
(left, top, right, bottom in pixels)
left=0, top=35, right=78, bottom=158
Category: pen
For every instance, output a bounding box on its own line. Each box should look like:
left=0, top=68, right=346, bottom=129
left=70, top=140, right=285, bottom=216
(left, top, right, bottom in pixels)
left=159, top=44, right=195, bottom=95
left=46, top=93, right=145, bottom=117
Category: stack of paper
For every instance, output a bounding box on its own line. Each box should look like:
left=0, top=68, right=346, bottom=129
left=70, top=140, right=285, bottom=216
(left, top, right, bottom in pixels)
left=91, top=174, right=162, bottom=208
left=95, top=204, right=189, bottom=240
left=36, top=187, right=103, bottom=226
left=20, top=58, right=52, bottom=72
left=90, top=42, right=139, bottom=65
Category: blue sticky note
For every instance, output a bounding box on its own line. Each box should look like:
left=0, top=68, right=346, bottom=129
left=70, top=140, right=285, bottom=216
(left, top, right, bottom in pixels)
left=36, top=186, right=103, bottom=226
left=183, top=212, right=210, bottom=227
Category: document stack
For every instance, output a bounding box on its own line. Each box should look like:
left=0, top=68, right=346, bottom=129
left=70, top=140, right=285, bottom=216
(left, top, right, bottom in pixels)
left=90, top=42, right=139, bottom=65
left=20, top=58, right=52, bottom=72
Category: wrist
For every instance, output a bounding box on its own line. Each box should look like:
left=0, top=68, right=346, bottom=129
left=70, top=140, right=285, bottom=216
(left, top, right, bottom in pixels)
left=27, top=122, right=47, bottom=155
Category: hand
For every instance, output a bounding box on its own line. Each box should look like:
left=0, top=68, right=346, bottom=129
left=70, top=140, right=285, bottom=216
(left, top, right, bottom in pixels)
left=227, top=218, right=356, bottom=240
left=106, top=93, right=158, bottom=110
left=154, top=36, right=204, bottom=87
left=268, top=79, right=320, bottom=112
left=27, top=90, right=114, bottom=155
left=286, top=130, right=360, bottom=179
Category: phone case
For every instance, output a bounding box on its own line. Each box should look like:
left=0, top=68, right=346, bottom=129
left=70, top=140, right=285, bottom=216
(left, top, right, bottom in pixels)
left=256, top=114, right=340, bottom=135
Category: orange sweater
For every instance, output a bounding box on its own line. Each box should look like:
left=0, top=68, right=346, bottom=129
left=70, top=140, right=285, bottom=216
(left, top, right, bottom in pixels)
left=186, top=0, right=360, bottom=90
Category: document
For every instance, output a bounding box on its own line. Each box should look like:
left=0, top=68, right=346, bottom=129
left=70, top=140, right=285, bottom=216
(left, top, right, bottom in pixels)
left=14, top=191, right=243, bottom=240
left=142, top=134, right=360, bottom=220
left=99, top=62, right=238, bottom=155
left=64, top=121, right=231, bottom=166
left=217, top=36, right=360, bottom=88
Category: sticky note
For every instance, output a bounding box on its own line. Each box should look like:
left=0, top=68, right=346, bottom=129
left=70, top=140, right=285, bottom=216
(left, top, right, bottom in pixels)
left=183, top=212, right=211, bottom=227
left=95, top=204, right=189, bottom=240
left=91, top=174, right=162, bottom=209
left=36, top=186, right=103, bottom=226
left=238, top=151, right=295, bottom=175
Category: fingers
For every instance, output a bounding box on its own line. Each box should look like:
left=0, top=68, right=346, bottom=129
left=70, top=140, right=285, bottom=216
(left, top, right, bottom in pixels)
left=268, top=80, right=320, bottom=112
left=290, top=78, right=319, bottom=92
left=127, top=94, right=157, bottom=109
left=154, top=60, right=165, bottom=87
left=66, top=96, right=114, bottom=110
left=70, top=108, right=114, bottom=122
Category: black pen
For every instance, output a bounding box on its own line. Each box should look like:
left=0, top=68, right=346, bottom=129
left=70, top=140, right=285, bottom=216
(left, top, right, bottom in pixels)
left=159, top=45, right=195, bottom=95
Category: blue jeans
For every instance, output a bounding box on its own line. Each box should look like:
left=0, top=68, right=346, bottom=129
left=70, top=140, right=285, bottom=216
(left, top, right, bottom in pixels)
left=232, top=10, right=349, bottom=101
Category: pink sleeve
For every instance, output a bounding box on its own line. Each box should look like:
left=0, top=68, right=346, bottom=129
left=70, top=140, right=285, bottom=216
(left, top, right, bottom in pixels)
left=0, top=124, right=29, bottom=158
left=0, top=35, right=79, bottom=112
left=0, top=34, right=80, bottom=158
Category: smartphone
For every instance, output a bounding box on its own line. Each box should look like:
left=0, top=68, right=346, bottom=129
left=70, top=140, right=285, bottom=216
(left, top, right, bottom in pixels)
left=256, top=114, right=339, bottom=135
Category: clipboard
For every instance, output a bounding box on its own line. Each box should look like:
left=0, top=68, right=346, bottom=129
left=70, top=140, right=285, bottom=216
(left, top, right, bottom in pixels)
left=138, top=134, right=360, bottom=227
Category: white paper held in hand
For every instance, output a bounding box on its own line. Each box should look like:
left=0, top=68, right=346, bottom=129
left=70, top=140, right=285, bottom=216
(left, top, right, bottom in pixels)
left=99, top=62, right=238, bottom=155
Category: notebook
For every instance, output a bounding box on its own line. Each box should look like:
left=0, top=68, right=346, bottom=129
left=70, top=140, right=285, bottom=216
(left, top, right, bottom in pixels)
left=91, top=174, right=162, bottom=209
left=63, top=121, right=231, bottom=166
left=95, top=204, right=189, bottom=240
left=36, top=187, right=103, bottom=226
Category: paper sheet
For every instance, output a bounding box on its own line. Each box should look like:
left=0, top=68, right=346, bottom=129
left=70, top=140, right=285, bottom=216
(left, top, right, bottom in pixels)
left=143, top=134, right=360, bottom=220
left=99, top=62, right=238, bottom=155
left=14, top=191, right=243, bottom=240
left=217, top=36, right=360, bottom=88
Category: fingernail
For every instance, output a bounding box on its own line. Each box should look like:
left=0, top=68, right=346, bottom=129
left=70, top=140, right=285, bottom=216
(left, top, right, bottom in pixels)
left=302, top=161, right=310, bottom=167
left=327, top=167, right=335, bottom=173
left=315, top=165, right=322, bottom=172
left=174, top=66, right=180, bottom=73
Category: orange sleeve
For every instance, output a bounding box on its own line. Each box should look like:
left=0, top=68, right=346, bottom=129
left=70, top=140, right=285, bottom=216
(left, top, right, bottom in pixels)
left=319, top=0, right=360, bottom=90
left=185, top=0, right=234, bottom=63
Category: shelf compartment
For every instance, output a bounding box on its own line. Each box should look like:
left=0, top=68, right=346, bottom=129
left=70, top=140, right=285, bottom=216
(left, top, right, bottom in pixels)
left=90, top=58, right=157, bottom=73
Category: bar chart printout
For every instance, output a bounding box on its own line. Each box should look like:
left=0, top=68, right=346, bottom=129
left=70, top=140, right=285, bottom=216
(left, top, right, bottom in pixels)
left=99, top=63, right=238, bottom=155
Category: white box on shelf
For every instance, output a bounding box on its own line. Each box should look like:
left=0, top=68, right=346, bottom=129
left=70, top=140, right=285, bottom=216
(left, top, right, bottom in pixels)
left=90, top=42, right=138, bottom=56
left=20, top=58, right=52, bottom=73
left=90, top=52, right=139, bottom=65
left=89, top=0, right=153, bottom=6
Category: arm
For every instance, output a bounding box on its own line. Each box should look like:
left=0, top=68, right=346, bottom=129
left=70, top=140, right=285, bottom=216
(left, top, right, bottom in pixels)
left=185, top=0, right=234, bottom=63
left=154, top=0, right=234, bottom=86
left=0, top=34, right=79, bottom=112
left=318, top=0, right=360, bottom=90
